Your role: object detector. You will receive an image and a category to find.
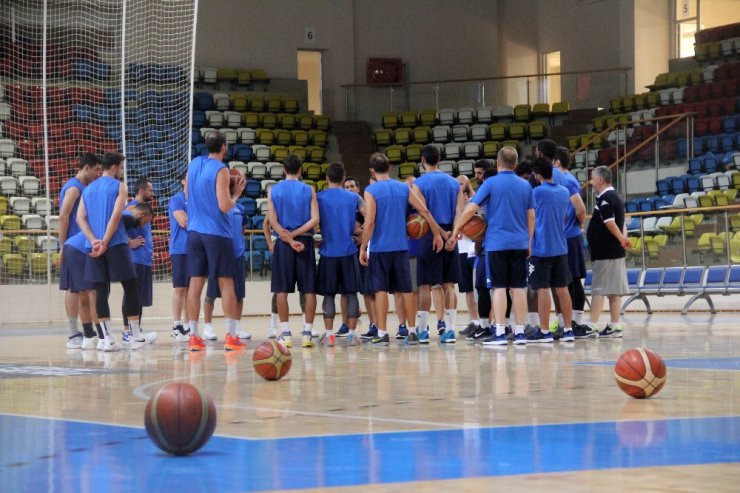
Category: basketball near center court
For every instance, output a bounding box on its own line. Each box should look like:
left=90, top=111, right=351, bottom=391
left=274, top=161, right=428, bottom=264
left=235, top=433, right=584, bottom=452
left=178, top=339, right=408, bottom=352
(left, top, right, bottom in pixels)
left=252, top=340, right=293, bottom=381
left=614, top=348, right=667, bottom=398
left=406, top=213, right=428, bottom=239
left=460, top=215, right=486, bottom=241
left=144, top=382, right=217, bottom=455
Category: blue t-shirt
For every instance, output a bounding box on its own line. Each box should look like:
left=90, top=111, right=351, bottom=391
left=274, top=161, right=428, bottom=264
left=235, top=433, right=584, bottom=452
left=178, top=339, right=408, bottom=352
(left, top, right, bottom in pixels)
left=317, top=187, right=359, bottom=257
left=230, top=205, right=246, bottom=258
left=532, top=182, right=570, bottom=257
left=270, top=179, right=313, bottom=232
left=366, top=179, right=409, bottom=252
left=125, top=199, right=152, bottom=266
left=471, top=170, right=534, bottom=252
left=65, top=231, right=89, bottom=253
left=561, top=171, right=583, bottom=239
left=187, top=156, right=231, bottom=238
left=81, top=176, right=128, bottom=248
left=59, top=177, right=85, bottom=238
left=168, top=191, right=188, bottom=255
left=414, top=171, right=459, bottom=226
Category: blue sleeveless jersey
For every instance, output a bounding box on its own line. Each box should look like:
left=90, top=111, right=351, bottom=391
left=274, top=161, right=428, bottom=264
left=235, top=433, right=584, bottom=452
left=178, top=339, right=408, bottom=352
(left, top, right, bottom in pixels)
left=59, top=177, right=85, bottom=237
left=366, top=179, right=409, bottom=252
left=81, top=176, right=128, bottom=248
left=168, top=191, right=188, bottom=255
left=270, top=179, right=312, bottom=232
left=414, top=171, right=459, bottom=225
left=317, top=187, right=359, bottom=257
left=230, top=204, right=246, bottom=258
left=65, top=231, right=89, bottom=253
left=187, top=156, right=231, bottom=238
left=125, top=199, right=153, bottom=266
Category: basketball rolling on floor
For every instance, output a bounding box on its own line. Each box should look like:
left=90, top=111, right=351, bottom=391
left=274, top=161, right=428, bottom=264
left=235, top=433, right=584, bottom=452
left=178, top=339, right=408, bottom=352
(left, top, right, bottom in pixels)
left=0, top=313, right=738, bottom=492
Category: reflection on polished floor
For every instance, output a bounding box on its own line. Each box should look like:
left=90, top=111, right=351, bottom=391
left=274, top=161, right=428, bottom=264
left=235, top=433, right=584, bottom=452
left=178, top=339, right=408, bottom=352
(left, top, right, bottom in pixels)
left=0, top=313, right=738, bottom=492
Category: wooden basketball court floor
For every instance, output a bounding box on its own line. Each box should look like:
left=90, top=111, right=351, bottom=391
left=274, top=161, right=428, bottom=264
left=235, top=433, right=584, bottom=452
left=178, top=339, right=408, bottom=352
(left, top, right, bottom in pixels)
left=0, top=312, right=738, bottom=492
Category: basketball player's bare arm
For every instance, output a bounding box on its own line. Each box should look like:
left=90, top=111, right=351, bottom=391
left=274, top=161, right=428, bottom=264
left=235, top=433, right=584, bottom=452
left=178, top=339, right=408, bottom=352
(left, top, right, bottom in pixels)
left=527, top=208, right=535, bottom=257
left=408, top=189, right=444, bottom=252
left=262, top=215, right=274, bottom=252
left=447, top=202, right=480, bottom=250
left=216, top=167, right=244, bottom=213
left=359, top=191, right=375, bottom=266
left=99, top=182, right=129, bottom=253
left=173, top=209, right=187, bottom=228
left=57, top=186, right=80, bottom=254
left=570, top=193, right=586, bottom=226
left=76, top=198, right=97, bottom=252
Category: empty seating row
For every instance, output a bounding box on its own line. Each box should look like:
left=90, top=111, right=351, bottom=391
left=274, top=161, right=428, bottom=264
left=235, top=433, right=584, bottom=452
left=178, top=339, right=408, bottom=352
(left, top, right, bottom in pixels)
left=196, top=68, right=270, bottom=87
left=193, top=92, right=297, bottom=113
left=192, top=110, right=329, bottom=132
left=192, top=143, right=325, bottom=164
left=384, top=140, right=521, bottom=164
left=1, top=252, right=60, bottom=277
left=194, top=127, right=327, bottom=148
left=0, top=235, right=59, bottom=254
left=375, top=121, right=548, bottom=147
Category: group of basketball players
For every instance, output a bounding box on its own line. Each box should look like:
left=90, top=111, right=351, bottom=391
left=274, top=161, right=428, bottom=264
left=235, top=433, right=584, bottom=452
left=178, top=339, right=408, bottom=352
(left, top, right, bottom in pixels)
left=60, top=131, right=625, bottom=353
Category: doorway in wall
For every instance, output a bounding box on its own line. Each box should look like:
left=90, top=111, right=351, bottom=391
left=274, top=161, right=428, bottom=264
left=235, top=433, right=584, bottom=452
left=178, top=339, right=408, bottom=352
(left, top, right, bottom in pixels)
left=542, top=51, right=561, bottom=104
left=297, top=50, right=322, bottom=115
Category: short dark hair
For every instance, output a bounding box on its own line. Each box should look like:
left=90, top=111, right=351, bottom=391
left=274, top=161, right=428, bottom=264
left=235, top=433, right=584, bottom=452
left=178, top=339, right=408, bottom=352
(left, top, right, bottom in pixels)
left=554, top=146, right=570, bottom=169
left=102, top=151, right=125, bottom=170
left=536, top=139, right=557, bottom=160
left=421, top=145, right=440, bottom=166
left=326, top=162, right=345, bottom=184
left=474, top=159, right=494, bottom=171
left=515, top=159, right=532, bottom=178
left=284, top=154, right=303, bottom=175
left=369, top=152, right=390, bottom=174
left=205, top=131, right=226, bottom=153
left=532, top=157, right=553, bottom=180
left=133, top=201, right=153, bottom=217
left=79, top=152, right=102, bottom=169
left=483, top=168, right=497, bottom=180
left=134, top=178, right=151, bottom=196
left=178, top=170, right=187, bottom=182
left=344, top=175, right=359, bottom=187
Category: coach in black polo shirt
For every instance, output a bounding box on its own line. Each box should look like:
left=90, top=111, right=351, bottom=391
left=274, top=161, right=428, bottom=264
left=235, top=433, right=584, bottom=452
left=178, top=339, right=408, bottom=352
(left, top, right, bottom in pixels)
left=585, top=166, right=631, bottom=338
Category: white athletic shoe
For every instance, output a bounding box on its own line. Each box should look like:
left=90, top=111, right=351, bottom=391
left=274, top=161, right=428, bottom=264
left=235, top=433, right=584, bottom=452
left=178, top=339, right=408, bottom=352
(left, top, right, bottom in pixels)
left=103, top=335, right=121, bottom=352
left=235, top=327, right=252, bottom=340
left=81, top=336, right=98, bottom=350
left=97, top=338, right=105, bottom=351
left=128, top=337, right=148, bottom=350
left=171, top=325, right=191, bottom=342
left=140, top=331, right=158, bottom=345
left=267, top=328, right=278, bottom=339
left=66, top=332, right=83, bottom=349
left=203, top=325, right=218, bottom=341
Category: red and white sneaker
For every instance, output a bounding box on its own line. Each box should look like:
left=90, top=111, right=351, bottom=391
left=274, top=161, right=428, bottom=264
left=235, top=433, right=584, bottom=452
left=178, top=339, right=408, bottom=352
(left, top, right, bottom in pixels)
left=189, top=334, right=206, bottom=352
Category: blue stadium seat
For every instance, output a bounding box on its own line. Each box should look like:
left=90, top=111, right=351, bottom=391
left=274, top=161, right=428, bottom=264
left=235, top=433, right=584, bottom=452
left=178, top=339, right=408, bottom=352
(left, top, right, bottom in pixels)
left=192, top=111, right=206, bottom=128
left=656, top=179, right=670, bottom=196
left=251, top=215, right=265, bottom=230
left=237, top=197, right=257, bottom=217
left=244, top=179, right=261, bottom=199
left=234, top=144, right=254, bottom=162
left=657, top=266, right=683, bottom=296
left=622, top=267, right=662, bottom=314
left=194, top=92, right=214, bottom=111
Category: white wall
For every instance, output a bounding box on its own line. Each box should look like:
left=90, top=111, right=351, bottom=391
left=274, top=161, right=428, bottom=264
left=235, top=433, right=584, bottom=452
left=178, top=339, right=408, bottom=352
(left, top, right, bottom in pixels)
left=634, top=0, right=671, bottom=94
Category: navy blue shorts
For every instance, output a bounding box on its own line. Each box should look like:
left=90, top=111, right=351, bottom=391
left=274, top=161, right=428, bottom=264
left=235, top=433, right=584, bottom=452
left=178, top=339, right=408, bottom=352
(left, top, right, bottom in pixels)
left=170, top=254, right=189, bottom=288
left=271, top=237, right=316, bottom=294
left=60, top=245, right=93, bottom=293
left=206, top=256, right=245, bottom=300
left=367, top=250, right=412, bottom=294
left=317, top=254, right=361, bottom=296
left=458, top=253, right=475, bottom=293
left=487, top=249, right=528, bottom=289
left=85, top=243, right=136, bottom=283
left=566, top=235, right=587, bottom=279
left=135, top=263, right=153, bottom=306
left=187, top=231, right=236, bottom=280
left=358, top=261, right=370, bottom=295
left=528, top=255, right=571, bottom=289
left=474, top=253, right=488, bottom=290
left=417, top=226, right=461, bottom=286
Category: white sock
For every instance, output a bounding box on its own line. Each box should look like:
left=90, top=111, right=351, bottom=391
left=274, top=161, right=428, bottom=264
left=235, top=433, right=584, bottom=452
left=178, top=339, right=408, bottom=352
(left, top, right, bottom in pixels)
left=574, top=310, right=583, bottom=325
left=304, top=322, right=313, bottom=334
left=204, top=323, right=213, bottom=331
left=495, top=323, right=506, bottom=336
left=378, top=329, right=387, bottom=337
left=128, top=319, right=140, bottom=335
left=445, top=309, right=457, bottom=329
left=479, top=319, right=489, bottom=328
left=514, top=324, right=524, bottom=335
left=189, top=320, right=199, bottom=336
left=68, top=317, right=79, bottom=336
left=417, top=311, right=429, bottom=331
left=280, top=321, right=290, bottom=335
left=558, top=314, right=565, bottom=327
left=173, top=320, right=182, bottom=328
left=326, top=328, right=334, bottom=335
left=609, top=321, right=622, bottom=330
left=226, top=318, right=237, bottom=336
left=101, top=320, right=111, bottom=337
left=270, top=313, right=278, bottom=329
left=527, top=312, right=540, bottom=326
left=585, top=320, right=597, bottom=329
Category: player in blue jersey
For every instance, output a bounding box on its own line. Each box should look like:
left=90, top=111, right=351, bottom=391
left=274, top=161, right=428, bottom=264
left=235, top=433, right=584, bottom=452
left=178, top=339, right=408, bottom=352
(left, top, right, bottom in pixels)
left=316, top=163, right=363, bottom=346
left=122, top=178, right=157, bottom=346
left=77, top=152, right=147, bottom=352
left=359, top=152, right=444, bottom=346
left=185, top=131, right=246, bottom=352
left=268, top=154, right=320, bottom=348
left=414, top=145, right=464, bottom=344
left=524, top=158, right=575, bottom=343
left=202, top=201, right=249, bottom=350
left=449, top=146, right=534, bottom=346
left=58, top=152, right=102, bottom=349
left=168, top=171, right=189, bottom=341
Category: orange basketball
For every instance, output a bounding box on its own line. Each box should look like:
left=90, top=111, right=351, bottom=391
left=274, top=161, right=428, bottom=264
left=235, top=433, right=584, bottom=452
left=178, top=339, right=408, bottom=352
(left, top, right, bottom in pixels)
left=144, top=382, right=217, bottom=455
left=252, top=341, right=292, bottom=381
left=614, top=348, right=667, bottom=398
left=406, top=213, right=429, bottom=239
left=460, top=215, right=486, bottom=241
